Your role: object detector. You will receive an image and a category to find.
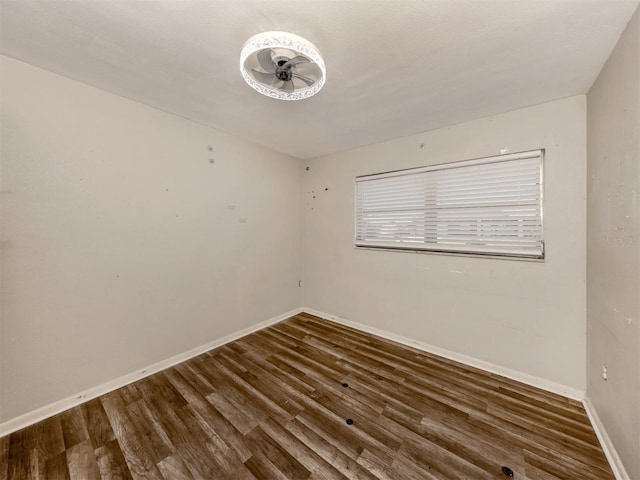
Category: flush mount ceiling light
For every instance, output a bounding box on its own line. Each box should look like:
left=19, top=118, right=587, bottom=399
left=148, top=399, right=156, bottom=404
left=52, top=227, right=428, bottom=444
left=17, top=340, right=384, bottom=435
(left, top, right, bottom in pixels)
left=240, top=31, right=326, bottom=101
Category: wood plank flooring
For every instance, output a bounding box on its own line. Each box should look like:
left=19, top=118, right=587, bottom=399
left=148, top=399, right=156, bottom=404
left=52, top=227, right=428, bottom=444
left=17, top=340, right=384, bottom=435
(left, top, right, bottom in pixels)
left=1, top=313, right=614, bottom=479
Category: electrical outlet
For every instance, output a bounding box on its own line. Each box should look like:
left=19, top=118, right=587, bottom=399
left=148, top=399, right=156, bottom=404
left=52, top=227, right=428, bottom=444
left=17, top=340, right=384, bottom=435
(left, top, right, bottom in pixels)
left=602, top=364, right=608, bottom=381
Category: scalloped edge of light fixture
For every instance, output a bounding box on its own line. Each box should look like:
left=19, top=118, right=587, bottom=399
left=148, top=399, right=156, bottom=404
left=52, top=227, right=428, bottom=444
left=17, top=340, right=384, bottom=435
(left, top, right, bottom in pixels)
left=240, top=31, right=326, bottom=101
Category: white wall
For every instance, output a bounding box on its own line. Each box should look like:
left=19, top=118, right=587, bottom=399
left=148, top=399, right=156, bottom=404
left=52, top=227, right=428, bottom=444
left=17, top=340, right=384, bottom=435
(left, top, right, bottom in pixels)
left=303, top=96, right=587, bottom=392
left=0, top=57, right=303, bottom=423
left=587, top=6, right=640, bottom=479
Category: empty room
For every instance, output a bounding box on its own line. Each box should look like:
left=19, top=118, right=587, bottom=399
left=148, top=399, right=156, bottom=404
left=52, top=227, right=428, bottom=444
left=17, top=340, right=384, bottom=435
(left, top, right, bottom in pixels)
left=1, top=1, right=639, bottom=479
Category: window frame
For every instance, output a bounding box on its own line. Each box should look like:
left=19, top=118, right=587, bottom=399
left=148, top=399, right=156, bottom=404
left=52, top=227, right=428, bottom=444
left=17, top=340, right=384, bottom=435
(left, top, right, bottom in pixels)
left=354, top=149, right=545, bottom=260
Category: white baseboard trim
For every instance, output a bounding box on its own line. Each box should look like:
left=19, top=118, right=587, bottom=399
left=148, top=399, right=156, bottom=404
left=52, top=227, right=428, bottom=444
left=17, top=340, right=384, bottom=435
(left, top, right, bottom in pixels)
left=301, top=308, right=585, bottom=401
left=0, top=307, right=303, bottom=438
left=583, top=396, right=630, bottom=480
left=5, top=307, right=623, bottom=477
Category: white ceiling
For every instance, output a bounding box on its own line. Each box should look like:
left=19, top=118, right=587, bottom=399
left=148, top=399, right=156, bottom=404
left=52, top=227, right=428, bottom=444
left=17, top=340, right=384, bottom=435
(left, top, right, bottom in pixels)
left=1, top=1, right=638, bottom=159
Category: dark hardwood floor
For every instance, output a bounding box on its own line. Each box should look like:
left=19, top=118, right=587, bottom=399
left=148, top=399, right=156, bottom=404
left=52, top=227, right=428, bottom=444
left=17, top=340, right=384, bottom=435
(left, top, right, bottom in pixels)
left=1, top=313, right=614, bottom=479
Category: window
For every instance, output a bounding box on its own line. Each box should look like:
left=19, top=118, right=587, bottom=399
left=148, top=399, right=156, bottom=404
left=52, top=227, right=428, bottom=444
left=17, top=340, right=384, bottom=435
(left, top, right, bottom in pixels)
left=355, top=150, right=544, bottom=259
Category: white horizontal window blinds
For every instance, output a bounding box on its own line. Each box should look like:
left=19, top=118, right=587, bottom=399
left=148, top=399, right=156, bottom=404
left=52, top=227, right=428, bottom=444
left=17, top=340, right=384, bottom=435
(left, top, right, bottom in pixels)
left=355, top=150, right=544, bottom=259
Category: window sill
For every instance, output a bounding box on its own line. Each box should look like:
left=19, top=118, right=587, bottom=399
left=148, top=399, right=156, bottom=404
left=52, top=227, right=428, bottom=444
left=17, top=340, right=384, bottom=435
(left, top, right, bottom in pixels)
left=354, top=245, right=545, bottom=262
